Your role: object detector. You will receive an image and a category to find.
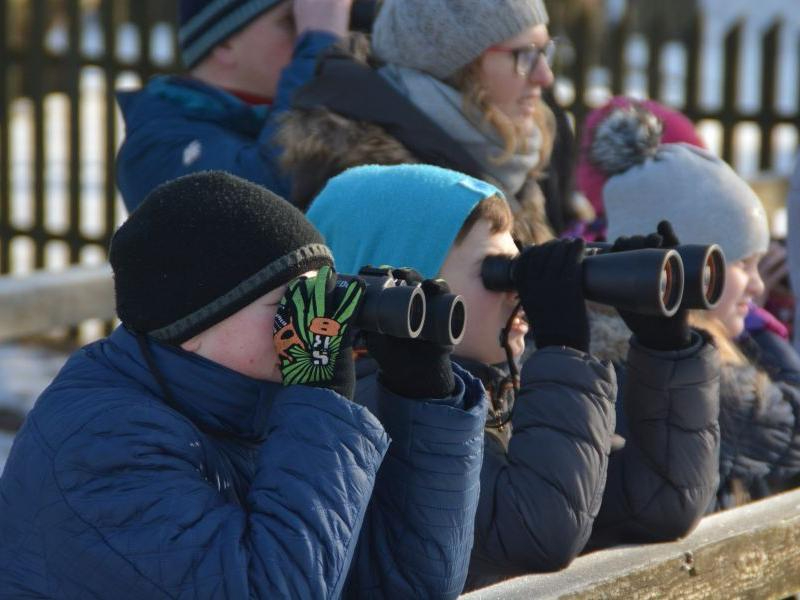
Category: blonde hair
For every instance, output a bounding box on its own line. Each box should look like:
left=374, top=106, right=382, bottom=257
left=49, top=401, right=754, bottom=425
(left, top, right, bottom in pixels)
left=689, top=311, right=768, bottom=406
left=448, top=60, right=555, bottom=175
left=448, top=59, right=557, bottom=246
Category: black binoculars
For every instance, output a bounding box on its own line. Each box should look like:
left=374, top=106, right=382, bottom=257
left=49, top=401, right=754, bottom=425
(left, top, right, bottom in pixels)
left=481, top=243, right=726, bottom=317
left=342, top=267, right=467, bottom=345
left=350, top=0, right=380, bottom=33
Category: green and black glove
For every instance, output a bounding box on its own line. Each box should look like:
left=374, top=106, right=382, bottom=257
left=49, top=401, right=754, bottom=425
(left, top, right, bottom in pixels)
left=273, top=265, right=366, bottom=400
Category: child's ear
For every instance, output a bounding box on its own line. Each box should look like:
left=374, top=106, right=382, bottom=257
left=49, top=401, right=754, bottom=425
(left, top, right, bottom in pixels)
left=180, top=334, right=202, bottom=353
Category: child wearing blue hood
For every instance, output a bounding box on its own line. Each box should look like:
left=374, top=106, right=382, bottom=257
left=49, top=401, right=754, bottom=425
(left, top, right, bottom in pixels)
left=307, top=164, right=722, bottom=590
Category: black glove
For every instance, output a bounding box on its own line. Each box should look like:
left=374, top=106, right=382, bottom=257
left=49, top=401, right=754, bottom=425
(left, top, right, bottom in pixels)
left=365, top=270, right=456, bottom=399
left=273, top=266, right=365, bottom=400
left=611, top=221, right=693, bottom=351
left=513, top=238, right=590, bottom=352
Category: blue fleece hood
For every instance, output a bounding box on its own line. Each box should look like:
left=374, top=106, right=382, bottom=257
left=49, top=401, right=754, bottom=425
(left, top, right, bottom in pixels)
left=307, top=164, right=502, bottom=278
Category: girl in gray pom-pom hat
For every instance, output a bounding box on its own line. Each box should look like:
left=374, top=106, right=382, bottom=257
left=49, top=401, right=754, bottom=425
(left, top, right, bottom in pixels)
left=593, top=104, right=800, bottom=513
left=277, top=0, right=560, bottom=245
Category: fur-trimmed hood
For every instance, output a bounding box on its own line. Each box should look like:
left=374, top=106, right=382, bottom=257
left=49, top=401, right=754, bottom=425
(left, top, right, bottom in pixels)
left=275, top=39, right=554, bottom=243
left=587, top=302, right=632, bottom=364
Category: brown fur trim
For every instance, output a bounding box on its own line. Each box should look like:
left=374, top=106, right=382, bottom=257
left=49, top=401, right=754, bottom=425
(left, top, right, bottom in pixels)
left=587, top=302, right=632, bottom=364
left=512, top=179, right=555, bottom=245
left=277, top=108, right=416, bottom=176
left=718, top=359, right=761, bottom=412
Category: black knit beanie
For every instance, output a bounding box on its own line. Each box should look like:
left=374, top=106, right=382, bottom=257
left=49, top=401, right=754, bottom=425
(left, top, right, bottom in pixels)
left=110, top=171, right=333, bottom=345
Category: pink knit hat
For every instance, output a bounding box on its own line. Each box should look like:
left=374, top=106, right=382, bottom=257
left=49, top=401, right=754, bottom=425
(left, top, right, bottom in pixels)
left=576, top=97, right=705, bottom=219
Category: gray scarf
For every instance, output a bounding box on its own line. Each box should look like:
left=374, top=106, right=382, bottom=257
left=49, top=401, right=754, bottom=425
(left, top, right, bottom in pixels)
left=379, top=64, right=542, bottom=204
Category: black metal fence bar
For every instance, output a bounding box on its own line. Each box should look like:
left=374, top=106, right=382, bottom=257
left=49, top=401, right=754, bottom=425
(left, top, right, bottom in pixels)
left=0, top=2, right=798, bottom=276
left=67, top=0, right=82, bottom=265
left=0, top=2, right=9, bottom=274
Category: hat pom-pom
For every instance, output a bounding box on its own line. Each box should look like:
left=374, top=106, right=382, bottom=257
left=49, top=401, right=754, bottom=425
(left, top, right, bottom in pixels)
left=589, top=105, right=663, bottom=176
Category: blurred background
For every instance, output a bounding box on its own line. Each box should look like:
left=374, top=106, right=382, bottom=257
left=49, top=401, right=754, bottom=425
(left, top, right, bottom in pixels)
left=1, top=0, right=799, bottom=470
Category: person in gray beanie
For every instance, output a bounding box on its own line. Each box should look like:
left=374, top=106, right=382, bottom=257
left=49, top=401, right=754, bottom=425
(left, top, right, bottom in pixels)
left=277, top=0, right=561, bottom=244
left=590, top=104, right=800, bottom=513
left=116, top=0, right=358, bottom=212
left=372, top=0, right=550, bottom=80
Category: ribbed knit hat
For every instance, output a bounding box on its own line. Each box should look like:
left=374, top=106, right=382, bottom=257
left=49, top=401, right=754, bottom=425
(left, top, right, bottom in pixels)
left=306, top=164, right=502, bottom=279
left=179, top=0, right=284, bottom=68
left=372, top=0, right=549, bottom=79
left=110, top=171, right=333, bottom=345
left=596, top=107, right=769, bottom=263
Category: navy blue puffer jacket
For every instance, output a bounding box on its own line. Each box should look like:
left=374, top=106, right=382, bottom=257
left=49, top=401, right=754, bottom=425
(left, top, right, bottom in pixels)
left=116, top=31, right=337, bottom=212
left=0, top=327, right=486, bottom=598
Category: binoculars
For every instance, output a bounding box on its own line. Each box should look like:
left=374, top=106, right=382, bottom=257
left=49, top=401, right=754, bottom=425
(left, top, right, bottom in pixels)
left=342, top=267, right=467, bottom=345
left=481, top=243, right=726, bottom=317
left=350, top=0, right=380, bottom=32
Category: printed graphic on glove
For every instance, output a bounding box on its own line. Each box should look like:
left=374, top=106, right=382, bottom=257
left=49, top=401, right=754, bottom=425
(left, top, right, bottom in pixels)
left=273, top=266, right=365, bottom=385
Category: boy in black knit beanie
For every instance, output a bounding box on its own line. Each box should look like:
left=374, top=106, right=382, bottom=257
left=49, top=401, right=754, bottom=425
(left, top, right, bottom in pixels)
left=0, top=171, right=487, bottom=598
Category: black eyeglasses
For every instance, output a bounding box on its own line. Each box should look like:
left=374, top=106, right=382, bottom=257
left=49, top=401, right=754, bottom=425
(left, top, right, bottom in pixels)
left=486, top=39, right=557, bottom=77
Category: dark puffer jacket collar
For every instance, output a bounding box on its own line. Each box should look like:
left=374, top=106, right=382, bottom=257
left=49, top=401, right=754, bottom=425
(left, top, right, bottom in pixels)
left=100, top=326, right=281, bottom=442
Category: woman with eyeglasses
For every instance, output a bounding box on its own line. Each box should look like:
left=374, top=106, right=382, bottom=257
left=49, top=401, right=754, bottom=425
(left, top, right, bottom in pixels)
left=277, top=0, right=559, bottom=245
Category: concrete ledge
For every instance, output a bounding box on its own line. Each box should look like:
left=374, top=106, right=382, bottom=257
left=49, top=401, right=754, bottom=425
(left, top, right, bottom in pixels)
left=0, top=265, right=115, bottom=341
left=462, top=489, right=800, bottom=599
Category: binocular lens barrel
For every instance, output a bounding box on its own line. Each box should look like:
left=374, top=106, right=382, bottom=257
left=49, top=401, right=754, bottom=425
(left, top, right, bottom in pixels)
left=583, top=249, right=684, bottom=316
left=481, top=248, right=684, bottom=317
left=350, top=0, right=378, bottom=32
left=674, top=244, right=726, bottom=309
left=588, top=243, right=726, bottom=310
left=422, top=294, right=467, bottom=346
left=352, top=276, right=426, bottom=339
left=343, top=272, right=467, bottom=345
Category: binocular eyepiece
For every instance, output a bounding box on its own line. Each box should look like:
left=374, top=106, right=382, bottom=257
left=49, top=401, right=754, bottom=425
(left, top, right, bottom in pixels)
left=350, top=0, right=379, bottom=32
left=342, top=267, right=467, bottom=346
left=481, top=243, right=726, bottom=317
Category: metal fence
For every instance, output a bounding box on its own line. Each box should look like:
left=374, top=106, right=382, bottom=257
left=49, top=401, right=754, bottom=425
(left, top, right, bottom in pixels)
left=1, top=1, right=798, bottom=276
left=551, top=6, right=800, bottom=174
left=0, top=0, right=180, bottom=276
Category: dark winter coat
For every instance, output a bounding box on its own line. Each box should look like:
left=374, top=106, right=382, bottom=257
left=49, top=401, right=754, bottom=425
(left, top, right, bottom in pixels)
left=449, top=306, right=720, bottom=589
left=116, top=31, right=337, bottom=212
left=584, top=306, right=721, bottom=549
left=0, top=326, right=486, bottom=599
left=356, top=346, right=618, bottom=592
left=713, top=328, right=800, bottom=510
left=276, top=45, right=554, bottom=244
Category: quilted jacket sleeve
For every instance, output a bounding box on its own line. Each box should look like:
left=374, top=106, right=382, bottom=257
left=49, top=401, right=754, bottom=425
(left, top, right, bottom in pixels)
left=718, top=330, right=800, bottom=486
left=51, top=386, right=389, bottom=599
left=116, top=31, right=336, bottom=209
left=466, top=347, right=617, bottom=588
left=589, top=331, right=721, bottom=548
left=345, top=364, right=487, bottom=599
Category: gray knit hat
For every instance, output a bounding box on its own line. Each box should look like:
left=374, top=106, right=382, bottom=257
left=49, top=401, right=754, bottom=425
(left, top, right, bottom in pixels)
left=596, top=107, right=769, bottom=263
left=372, top=0, right=549, bottom=79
